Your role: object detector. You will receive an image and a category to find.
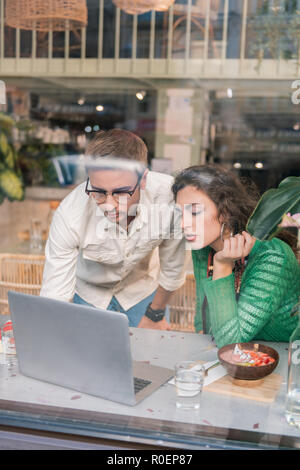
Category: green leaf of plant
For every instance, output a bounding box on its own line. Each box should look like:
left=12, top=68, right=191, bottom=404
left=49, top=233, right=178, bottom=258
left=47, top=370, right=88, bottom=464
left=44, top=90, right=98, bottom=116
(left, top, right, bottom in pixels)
left=4, top=147, right=15, bottom=169
left=0, top=189, right=5, bottom=205
left=0, top=132, right=9, bottom=156
left=278, top=176, right=300, bottom=188
left=0, top=169, right=24, bottom=201
left=246, top=177, right=300, bottom=240
left=0, top=113, right=15, bottom=130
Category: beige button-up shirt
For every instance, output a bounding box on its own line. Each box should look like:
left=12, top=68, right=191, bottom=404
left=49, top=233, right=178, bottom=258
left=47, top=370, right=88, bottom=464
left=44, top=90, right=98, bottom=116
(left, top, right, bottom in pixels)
left=40, top=171, right=191, bottom=310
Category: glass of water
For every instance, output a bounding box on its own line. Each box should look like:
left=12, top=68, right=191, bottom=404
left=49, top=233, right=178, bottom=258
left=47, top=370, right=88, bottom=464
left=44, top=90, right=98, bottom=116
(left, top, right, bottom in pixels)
left=30, top=218, right=43, bottom=252
left=175, top=361, right=205, bottom=410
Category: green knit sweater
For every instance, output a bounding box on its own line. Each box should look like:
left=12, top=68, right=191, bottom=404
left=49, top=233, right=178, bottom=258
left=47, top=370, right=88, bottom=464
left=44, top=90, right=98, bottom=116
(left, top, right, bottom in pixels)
left=192, top=238, right=300, bottom=348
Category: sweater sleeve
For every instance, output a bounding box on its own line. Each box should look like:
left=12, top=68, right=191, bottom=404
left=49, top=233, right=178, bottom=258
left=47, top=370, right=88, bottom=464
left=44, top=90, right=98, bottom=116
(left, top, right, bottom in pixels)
left=203, top=247, right=295, bottom=348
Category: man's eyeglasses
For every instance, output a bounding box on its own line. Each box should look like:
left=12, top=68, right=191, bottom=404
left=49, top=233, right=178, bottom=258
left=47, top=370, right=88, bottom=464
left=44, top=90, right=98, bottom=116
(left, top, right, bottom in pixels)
left=85, top=174, right=142, bottom=204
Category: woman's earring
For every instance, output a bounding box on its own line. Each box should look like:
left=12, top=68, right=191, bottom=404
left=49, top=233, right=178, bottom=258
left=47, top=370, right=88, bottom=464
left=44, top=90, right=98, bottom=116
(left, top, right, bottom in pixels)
left=220, top=223, right=225, bottom=242
left=220, top=223, right=233, bottom=242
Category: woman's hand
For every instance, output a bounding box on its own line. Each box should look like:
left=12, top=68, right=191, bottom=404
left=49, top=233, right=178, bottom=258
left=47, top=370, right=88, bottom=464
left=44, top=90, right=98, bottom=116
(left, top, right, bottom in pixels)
left=213, top=231, right=256, bottom=280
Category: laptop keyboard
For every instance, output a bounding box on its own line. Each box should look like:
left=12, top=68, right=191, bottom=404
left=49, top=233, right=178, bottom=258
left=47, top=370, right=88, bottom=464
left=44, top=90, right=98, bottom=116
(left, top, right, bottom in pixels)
left=134, top=377, right=152, bottom=394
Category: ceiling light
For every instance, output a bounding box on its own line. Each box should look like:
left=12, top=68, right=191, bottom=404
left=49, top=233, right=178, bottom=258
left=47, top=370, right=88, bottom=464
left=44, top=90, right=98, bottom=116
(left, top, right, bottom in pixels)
left=136, top=91, right=146, bottom=101
left=96, top=105, right=104, bottom=112
left=85, top=126, right=92, bottom=133
left=255, top=162, right=264, bottom=169
left=233, top=162, right=241, bottom=169
left=77, top=97, right=85, bottom=106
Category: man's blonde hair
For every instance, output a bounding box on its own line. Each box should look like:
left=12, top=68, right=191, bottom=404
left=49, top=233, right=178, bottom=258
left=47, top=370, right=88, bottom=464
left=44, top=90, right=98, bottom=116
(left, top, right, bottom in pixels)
left=86, top=129, right=148, bottom=164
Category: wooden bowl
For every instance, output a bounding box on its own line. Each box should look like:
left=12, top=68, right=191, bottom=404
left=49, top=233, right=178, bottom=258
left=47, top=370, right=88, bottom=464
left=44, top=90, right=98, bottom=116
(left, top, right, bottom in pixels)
left=217, top=342, right=279, bottom=380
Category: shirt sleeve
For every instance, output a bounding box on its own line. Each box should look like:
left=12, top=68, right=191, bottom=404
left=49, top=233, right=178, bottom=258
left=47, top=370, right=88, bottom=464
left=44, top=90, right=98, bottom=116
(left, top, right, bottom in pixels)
left=158, top=236, right=191, bottom=292
left=40, top=207, right=79, bottom=303
left=202, top=248, right=293, bottom=348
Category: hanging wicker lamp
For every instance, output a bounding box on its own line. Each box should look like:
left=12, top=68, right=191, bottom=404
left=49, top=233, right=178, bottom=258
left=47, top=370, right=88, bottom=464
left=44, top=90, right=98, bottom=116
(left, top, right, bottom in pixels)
left=154, top=0, right=176, bottom=12
left=112, top=0, right=175, bottom=15
left=112, top=1, right=151, bottom=15
left=5, top=0, right=88, bottom=32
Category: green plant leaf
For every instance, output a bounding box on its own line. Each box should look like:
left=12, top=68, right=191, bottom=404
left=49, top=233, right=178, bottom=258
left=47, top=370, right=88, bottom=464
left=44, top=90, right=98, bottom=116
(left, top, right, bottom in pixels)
left=0, top=132, right=10, bottom=156
left=246, top=177, right=300, bottom=240
left=278, top=176, right=300, bottom=188
left=0, top=113, right=15, bottom=131
left=0, top=169, right=24, bottom=201
left=4, top=147, right=15, bottom=169
left=0, top=189, right=5, bottom=205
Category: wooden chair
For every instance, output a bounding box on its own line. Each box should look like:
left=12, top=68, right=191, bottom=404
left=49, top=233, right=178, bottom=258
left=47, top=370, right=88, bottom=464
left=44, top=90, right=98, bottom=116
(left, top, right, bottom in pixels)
left=0, top=254, right=45, bottom=316
left=169, top=274, right=196, bottom=332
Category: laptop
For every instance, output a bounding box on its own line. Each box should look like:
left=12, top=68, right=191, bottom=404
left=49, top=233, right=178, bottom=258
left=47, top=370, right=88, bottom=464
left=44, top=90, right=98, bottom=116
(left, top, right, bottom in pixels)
left=7, top=291, right=174, bottom=406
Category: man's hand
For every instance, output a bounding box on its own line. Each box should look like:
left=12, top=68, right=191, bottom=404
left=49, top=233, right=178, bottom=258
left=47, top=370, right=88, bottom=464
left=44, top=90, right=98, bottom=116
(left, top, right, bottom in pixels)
left=138, top=315, right=171, bottom=330
left=137, top=285, right=174, bottom=330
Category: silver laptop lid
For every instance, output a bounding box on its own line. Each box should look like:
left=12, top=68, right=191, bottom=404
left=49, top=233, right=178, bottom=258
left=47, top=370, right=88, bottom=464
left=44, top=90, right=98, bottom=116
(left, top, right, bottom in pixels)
left=8, top=291, right=136, bottom=406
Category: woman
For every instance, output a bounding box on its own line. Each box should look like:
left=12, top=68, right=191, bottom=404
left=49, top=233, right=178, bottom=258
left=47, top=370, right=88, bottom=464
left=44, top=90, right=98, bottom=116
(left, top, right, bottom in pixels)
left=172, top=165, right=300, bottom=348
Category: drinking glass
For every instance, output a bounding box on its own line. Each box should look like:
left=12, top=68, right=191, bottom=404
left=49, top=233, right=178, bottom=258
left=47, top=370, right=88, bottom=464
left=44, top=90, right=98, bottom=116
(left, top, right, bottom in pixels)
left=30, top=218, right=43, bottom=252
left=175, top=361, right=205, bottom=410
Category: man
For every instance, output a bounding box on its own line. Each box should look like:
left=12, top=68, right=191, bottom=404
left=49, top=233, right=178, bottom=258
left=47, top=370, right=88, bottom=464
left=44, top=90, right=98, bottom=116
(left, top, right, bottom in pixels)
left=40, top=129, right=190, bottom=330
